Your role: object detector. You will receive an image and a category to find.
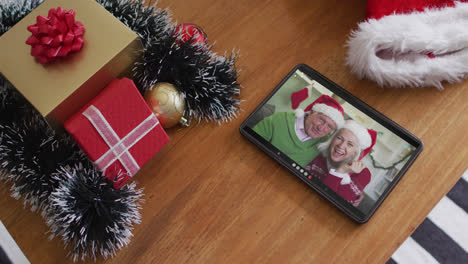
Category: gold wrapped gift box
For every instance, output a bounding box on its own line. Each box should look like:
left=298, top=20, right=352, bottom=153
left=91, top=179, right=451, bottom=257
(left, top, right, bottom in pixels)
left=0, top=0, right=142, bottom=128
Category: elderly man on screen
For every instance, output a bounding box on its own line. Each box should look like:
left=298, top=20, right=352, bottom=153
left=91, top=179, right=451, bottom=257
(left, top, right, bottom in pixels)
left=253, top=87, right=345, bottom=167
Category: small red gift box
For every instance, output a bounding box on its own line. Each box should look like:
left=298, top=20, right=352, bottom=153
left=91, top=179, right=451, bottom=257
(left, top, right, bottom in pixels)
left=64, top=78, right=170, bottom=188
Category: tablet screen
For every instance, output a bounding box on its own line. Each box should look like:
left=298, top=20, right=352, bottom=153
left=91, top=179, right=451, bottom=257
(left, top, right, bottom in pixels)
left=240, top=64, right=422, bottom=222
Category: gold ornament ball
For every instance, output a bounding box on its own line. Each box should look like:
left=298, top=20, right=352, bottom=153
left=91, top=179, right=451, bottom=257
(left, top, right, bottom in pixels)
left=144, top=82, right=185, bottom=128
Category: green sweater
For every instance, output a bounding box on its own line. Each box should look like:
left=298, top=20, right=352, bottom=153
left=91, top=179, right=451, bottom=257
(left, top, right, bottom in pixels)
left=253, top=112, right=322, bottom=167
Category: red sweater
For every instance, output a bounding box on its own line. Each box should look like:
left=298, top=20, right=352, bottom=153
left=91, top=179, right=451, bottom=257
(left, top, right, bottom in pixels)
left=305, top=155, right=371, bottom=203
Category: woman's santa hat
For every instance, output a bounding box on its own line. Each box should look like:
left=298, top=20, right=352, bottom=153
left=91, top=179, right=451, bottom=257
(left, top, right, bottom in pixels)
left=346, top=0, right=468, bottom=89
left=291, top=86, right=345, bottom=128
left=329, top=120, right=378, bottom=185
left=342, top=120, right=378, bottom=160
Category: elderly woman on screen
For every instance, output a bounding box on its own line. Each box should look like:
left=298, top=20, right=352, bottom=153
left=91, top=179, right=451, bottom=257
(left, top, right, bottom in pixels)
left=305, top=120, right=377, bottom=207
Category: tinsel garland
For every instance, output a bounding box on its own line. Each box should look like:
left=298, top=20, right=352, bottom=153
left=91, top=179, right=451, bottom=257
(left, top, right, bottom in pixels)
left=0, top=78, right=144, bottom=261
left=96, top=0, right=172, bottom=43
left=0, top=0, right=43, bottom=35
left=47, top=164, right=143, bottom=261
left=134, top=35, right=240, bottom=122
left=368, top=150, right=414, bottom=170
left=0, top=76, right=34, bottom=125
left=0, top=0, right=241, bottom=261
left=0, top=119, right=76, bottom=212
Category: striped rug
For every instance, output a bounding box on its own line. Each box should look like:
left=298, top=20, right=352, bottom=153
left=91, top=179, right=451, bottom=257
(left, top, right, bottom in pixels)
left=388, top=169, right=468, bottom=264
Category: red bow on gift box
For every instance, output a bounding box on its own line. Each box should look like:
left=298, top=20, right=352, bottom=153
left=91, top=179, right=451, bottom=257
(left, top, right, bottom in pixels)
left=25, top=7, right=85, bottom=64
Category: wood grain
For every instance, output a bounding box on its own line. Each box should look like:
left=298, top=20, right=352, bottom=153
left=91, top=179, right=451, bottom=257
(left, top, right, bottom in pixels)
left=1, top=0, right=468, bottom=263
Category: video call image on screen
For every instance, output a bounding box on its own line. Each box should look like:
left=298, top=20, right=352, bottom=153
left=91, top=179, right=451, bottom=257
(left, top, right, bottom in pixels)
left=246, top=69, right=417, bottom=214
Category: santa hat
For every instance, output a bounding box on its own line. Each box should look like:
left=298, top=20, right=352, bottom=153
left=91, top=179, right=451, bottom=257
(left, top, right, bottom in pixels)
left=291, top=87, right=345, bottom=128
left=346, top=0, right=468, bottom=89
left=342, top=120, right=377, bottom=160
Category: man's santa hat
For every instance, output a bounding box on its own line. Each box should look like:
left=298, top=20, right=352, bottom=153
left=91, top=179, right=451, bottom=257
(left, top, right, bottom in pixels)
left=342, top=120, right=378, bottom=160
left=346, top=0, right=468, bottom=89
left=291, top=87, right=345, bottom=128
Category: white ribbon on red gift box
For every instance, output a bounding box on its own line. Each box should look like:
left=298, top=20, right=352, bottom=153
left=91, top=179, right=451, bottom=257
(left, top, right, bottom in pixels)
left=83, top=105, right=159, bottom=176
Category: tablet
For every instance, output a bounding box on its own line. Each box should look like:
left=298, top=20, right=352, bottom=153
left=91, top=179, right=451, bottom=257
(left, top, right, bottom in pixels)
left=240, top=64, right=423, bottom=223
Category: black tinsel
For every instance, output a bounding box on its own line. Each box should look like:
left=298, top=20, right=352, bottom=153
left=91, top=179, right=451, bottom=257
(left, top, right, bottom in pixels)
left=0, top=0, right=44, bottom=36
left=0, top=77, right=35, bottom=126
left=0, top=116, right=82, bottom=212
left=95, top=0, right=173, bottom=43
left=134, top=34, right=241, bottom=122
left=47, top=164, right=143, bottom=261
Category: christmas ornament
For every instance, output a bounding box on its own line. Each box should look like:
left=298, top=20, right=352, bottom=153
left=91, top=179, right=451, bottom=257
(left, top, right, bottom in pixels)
left=47, top=164, right=143, bottom=261
left=134, top=34, right=240, bottom=123
left=26, top=7, right=85, bottom=64
left=346, top=0, right=468, bottom=89
left=97, top=0, right=241, bottom=124
left=174, top=23, right=207, bottom=47
left=144, top=82, right=186, bottom=128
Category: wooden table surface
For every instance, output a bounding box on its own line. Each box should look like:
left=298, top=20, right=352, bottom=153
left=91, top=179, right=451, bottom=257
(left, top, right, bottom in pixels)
left=1, top=0, right=468, bottom=263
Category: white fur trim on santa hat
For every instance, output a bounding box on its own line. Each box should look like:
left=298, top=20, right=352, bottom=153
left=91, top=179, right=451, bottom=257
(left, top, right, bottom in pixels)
left=312, top=103, right=345, bottom=128
left=295, top=108, right=305, bottom=119
left=342, top=120, right=371, bottom=149
left=346, top=1, right=468, bottom=89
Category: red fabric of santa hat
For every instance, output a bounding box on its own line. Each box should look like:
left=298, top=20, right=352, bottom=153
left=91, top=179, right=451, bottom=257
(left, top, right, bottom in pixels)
left=346, top=0, right=468, bottom=89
